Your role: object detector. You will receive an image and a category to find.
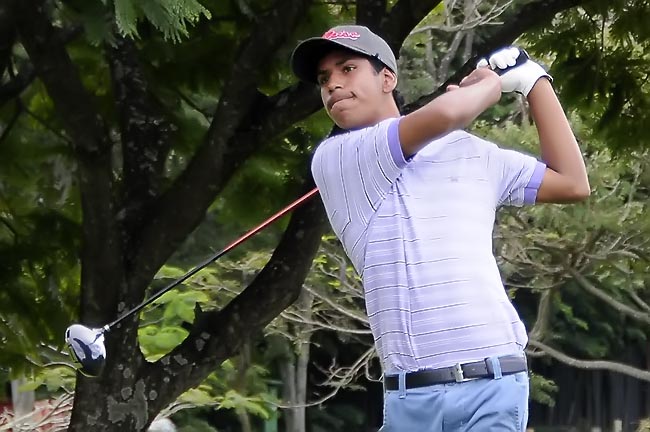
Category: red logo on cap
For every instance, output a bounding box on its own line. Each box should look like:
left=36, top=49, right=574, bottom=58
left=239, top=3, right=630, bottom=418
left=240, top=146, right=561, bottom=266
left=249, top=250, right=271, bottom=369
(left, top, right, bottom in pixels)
left=322, top=30, right=361, bottom=41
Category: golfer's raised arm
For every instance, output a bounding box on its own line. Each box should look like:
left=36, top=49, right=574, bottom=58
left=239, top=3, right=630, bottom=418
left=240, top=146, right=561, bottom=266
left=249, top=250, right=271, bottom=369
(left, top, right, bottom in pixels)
left=528, top=79, right=591, bottom=202
left=485, top=46, right=590, bottom=203
left=398, top=68, right=502, bottom=158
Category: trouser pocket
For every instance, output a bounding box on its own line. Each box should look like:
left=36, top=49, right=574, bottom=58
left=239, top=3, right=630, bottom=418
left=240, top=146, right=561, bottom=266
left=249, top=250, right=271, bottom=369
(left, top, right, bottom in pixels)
left=462, top=371, right=530, bottom=431
left=381, top=386, right=445, bottom=432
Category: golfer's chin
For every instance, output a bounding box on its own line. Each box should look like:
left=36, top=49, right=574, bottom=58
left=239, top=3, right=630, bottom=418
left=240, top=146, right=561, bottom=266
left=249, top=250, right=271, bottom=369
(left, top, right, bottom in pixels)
left=330, top=111, right=371, bottom=131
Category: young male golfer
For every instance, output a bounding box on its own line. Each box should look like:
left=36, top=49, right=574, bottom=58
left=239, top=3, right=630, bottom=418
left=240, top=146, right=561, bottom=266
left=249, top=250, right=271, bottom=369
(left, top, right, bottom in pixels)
left=291, top=25, right=589, bottom=431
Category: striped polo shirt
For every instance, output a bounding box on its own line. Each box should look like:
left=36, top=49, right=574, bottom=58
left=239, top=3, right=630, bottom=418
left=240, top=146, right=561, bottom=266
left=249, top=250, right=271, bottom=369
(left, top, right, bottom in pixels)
left=311, top=117, right=546, bottom=374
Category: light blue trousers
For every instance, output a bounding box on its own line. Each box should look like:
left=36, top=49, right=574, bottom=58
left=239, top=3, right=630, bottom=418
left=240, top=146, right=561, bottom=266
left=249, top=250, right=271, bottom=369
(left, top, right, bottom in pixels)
left=380, top=368, right=529, bottom=431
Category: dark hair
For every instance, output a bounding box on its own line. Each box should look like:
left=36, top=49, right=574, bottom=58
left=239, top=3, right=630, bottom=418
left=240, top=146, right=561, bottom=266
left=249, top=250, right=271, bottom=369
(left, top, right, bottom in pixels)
left=368, top=56, right=404, bottom=113
left=328, top=55, right=404, bottom=138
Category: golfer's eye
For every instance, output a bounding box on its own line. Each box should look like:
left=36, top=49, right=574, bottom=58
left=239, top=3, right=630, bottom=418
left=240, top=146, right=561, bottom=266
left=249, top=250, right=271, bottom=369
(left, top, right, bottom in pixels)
left=343, top=65, right=356, bottom=73
left=318, top=75, right=329, bottom=86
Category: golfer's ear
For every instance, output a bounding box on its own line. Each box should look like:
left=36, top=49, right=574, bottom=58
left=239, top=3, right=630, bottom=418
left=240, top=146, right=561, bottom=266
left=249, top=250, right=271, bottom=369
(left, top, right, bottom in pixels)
left=382, top=69, right=397, bottom=93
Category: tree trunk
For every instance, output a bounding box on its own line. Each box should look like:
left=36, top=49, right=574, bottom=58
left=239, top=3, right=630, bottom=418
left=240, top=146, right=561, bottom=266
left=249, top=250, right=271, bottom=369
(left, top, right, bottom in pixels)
left=235, top=342, right=254, bottom=432
left=237, top=407, right=254, bottom=432
left=280, top=356, right=298, bottom=430
left=281, top=290, right=314, bottom=432
left=10, top=378, right=34, bottom=429
left=294, top=291, right=314, bottom=432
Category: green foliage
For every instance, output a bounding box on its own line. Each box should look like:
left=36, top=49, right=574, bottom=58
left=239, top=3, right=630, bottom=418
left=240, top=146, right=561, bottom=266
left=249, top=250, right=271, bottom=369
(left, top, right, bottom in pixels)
left=140, top=325, right=189, bottom=358
left=114, top=0, right=140, bottom=37
left=310, top=403, right=366, bottom=432
left=175, top=415, right=219, bottom=432
left=129, top=0, right=212, bottom=42
left=21, top=366, right=76, bottom=394
left=524, top=0, right=650, bottom=150
left=215, top=389, right=272, bottom=419
left=165, top=359, right=277, bottom=421
left=138, top=267, right=220, bottom=360
left=476, top=114, right=650, bottom=406
left=529, top=372, right=558, bottom=407
left=134, top=262, right=278, bottom=421
left=0, top=105, right=81, bottom=374
left=68, top=0, right=212, bottom=44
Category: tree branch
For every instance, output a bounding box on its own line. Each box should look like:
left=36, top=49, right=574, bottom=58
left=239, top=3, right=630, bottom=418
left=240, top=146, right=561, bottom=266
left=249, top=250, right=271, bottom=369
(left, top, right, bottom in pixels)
left=143, top=188, right=327, bottom=417
left=630, top=291, right=650, bottom=313
left=404, top=0, right=586, bottom=113
left=138, top=0, right=453, bottom=393
left=303, top=285, right=368, bottom=324
left=106, top=35, right=173, bottom=264
left=473, top=0, right=584, bottom=55
left=198, top=0, right=446, bottom=163
left=128, top=0, right=313, bottom=293
left=127, top=0, right=446, bottom=283
left=0, top=1, right=16, bottom=81
left=528, top=288, right=555, bottom=341
left=0, top=66, right=35, bottom=107
left=356, top=0, right=388, bottom=28
left=0, top=99, right=21, bottom=145
left=569, top=267, right=650, bottom=326
left=380, top=0, right=444, bottom=54
left=13, top=0, right=123, bottom=325
left=169, top=0, right=447, bottom=190
left=13, top=0, right=110, bottom=156
left=281, top=310, right=372, bottom=335
left=527, top=339, right=650, bottom=382
left=239, top=81, right=322, bottom=149
left=22, top=99, right=71, bottom=144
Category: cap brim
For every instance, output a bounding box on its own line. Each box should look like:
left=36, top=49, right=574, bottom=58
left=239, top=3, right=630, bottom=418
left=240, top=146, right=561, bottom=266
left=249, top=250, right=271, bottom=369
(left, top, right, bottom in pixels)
left=291, top=38, right=360, bottom=84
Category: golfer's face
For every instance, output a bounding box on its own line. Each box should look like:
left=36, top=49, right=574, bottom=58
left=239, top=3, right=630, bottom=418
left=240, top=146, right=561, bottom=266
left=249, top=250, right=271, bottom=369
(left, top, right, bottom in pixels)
left=317, top=51, right=385, bottom=129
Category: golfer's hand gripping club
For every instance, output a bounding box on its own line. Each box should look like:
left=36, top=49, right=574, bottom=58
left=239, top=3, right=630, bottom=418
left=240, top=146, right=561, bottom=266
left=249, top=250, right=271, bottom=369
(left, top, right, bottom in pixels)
left=477, top=46, right=552, bottom=97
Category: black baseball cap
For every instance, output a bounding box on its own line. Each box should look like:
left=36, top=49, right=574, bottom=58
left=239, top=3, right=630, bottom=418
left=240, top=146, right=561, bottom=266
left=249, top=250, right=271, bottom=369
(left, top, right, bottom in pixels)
left=291, top=25, right=398, bottom=84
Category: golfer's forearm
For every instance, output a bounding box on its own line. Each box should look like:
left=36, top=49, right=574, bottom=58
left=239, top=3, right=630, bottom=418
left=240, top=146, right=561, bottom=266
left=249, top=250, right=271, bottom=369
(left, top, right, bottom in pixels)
left=442, top=81, right=502, bottom=128
left=528, top=79, right=590, bottom=194
left=399, top=79, right=501, bottom=156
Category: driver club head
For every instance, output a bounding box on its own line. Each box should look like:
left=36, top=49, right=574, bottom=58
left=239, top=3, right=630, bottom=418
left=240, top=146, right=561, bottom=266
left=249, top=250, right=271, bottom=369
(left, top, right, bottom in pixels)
left=64, top=324, right=107, bottom=377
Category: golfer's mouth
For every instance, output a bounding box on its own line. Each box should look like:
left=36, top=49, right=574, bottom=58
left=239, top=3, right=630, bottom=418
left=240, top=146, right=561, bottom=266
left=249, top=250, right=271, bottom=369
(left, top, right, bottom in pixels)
left=328, top=95, right=352, bottom=111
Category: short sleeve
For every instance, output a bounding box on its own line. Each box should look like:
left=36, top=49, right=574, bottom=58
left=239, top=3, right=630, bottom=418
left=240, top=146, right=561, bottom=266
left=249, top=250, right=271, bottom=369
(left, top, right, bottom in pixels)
left=486, top=145, right=547, bottom=207
left=311, top=117, right=407, bottom=256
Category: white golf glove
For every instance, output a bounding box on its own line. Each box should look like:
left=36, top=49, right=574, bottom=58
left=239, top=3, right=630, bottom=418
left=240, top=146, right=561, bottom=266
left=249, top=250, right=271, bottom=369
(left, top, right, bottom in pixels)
left=477, top=47, right=552, bottom=97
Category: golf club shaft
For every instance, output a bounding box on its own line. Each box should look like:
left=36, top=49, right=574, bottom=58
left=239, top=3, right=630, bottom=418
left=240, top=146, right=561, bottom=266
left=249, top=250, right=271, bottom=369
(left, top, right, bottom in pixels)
left=104, top=187, right=320, bottom=331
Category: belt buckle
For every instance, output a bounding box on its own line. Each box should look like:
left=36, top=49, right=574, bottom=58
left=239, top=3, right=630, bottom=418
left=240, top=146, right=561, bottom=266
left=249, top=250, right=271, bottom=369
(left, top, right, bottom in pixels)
left=452, top=363, right=465, bottom=382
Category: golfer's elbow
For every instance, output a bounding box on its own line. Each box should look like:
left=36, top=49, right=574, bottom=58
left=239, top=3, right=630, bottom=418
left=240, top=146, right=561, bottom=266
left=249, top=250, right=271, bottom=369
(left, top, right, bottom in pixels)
left=537, top=170, right=591, bottom=203
left=564, top=178, right=591, bottom=202
left=573, top=181, right=592, bottom=201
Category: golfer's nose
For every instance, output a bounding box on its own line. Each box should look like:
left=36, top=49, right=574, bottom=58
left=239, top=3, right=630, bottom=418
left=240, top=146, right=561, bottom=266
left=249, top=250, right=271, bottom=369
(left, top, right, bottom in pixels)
left=326, top=73, right=344, bottom=93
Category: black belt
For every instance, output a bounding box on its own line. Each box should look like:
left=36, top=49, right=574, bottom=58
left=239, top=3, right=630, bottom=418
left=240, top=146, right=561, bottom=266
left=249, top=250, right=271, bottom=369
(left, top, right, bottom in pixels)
left=384, top=355, right=527, bottom=390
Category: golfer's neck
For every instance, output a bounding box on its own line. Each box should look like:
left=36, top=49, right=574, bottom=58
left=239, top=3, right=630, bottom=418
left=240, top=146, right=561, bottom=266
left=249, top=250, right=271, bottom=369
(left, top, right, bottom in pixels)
left=380, top=100, right=401, bottom=119
left=365, top=102, right=401, bottom=127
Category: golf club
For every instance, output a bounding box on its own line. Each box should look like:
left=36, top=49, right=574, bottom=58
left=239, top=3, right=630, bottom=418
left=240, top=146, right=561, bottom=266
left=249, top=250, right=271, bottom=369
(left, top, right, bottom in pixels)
left=65, top=187, right=319, bottom=377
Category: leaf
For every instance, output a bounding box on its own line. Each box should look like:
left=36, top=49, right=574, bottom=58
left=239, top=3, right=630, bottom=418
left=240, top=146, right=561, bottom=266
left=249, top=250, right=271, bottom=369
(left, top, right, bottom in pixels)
left=138, top=0, right=211, bottom=42
left=179, top=387, right=217, bottom=406
left=114, top=0, right=140, bottom=37
left=77, top=1, right=115, bottom=46
left=138, top=325, right=188, bottom=357
left=529, top=373, right=558, bottom=407
left=18, top=378, right=44, bottom=392
left=154, top=265, right=189, bottom=280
